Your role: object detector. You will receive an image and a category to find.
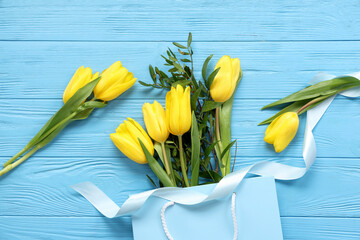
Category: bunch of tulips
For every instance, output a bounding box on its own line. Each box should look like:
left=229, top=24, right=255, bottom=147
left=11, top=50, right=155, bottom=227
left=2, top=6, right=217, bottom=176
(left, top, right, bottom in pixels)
left=110, top=55, right=242, bottom=187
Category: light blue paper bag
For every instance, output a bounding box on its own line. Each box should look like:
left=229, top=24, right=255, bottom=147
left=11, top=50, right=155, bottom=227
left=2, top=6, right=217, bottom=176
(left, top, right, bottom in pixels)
left=132, top=176, right=283, bottom=240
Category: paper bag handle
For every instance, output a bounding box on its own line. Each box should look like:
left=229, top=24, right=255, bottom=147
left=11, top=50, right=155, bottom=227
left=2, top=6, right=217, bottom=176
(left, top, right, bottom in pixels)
left=161, top=192, right=238, bottom=240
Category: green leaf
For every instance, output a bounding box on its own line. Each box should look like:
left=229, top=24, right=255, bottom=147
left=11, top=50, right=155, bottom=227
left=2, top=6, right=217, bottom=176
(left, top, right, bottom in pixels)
left=173, top=170, right=182, bottom=185
left=168, top=48, right=176, bottom=58
left=36, top=120, right=72, bottom=148
left=181, top=58, right=191, bottom=62
left=139, top=140, right=175, bottom=187
left=26, top=77, right=101, bottom=148
left=190, top=112, right=200, bottom=186
left=173, top=42, right=187, bottom=49
left=191, top=88, right=202, bottom=112
left=138, top=81, right=154, bottom=87
left=221, top=140, right=236, bottom=160
left=206, top=67, right=220, bottom=89
left=149, top=65, right=156, bottom=82
left=201, top=101, right=222, bottom=113
left=258, top=96, right=330, bottom=125
left=169, top=56, right=177, bottom=62
left=173, top=62, right=184, bottom=72
left=199, top=170, right=223, bottom=182
left=202, top=54, right=213, bottom=81
left=146, top=175, right=158, bottom=188
left=80, top=100, right=107, bottom=110
left=262, top=76, right=360, bottom=109
left=168, top=68, right=178, bottom=73
left=187, top=32, right=192, bottom=48
left=73, top=108, right=94, bottom=120
left=154, top=142, right=165, bottom=165
left=204, top=140, right=219, bottom=159
left=178, top=49, right=189, bottom=55
left=172, top=80, right=191, bottom=88
left=259, top=100, right=308, bottom=125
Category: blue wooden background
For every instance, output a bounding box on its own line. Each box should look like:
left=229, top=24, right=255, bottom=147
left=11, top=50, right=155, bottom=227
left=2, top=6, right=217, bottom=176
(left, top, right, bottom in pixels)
left=1, top=1, right=360, bottom=239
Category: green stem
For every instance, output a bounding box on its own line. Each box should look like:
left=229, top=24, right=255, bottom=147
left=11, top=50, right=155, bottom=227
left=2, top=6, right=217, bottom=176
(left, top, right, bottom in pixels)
left=3, top=110, right=78, bottom=167
left=0, top=145, right=41, bottom=176
left=215, top=107, right=225, bottom=175
left=3, top=146, right=30, bottom=167
left=161, top=142, right=176, bottom=185
left=296, top=95, right=330, bottom=114
left=40, top=112, right=77, bottom=141
left=161, top=142, right=171, bottom=176
left=178, top=135, right=190, bottom=187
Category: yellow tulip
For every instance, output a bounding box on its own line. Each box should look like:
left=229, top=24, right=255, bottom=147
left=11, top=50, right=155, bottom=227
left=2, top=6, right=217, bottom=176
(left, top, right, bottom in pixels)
left=63, top=66, right=99, bottom=103
left=165, top=85, right=191, bottom=136
left=94, top=61, right=137, bottom=101
left=142, top=101, right=169, bottom=143
left=264, top=112, right=299, bottom=153
left=110, top=118, right=154, bottom=164
left=210, top=55, right=241, bottom=103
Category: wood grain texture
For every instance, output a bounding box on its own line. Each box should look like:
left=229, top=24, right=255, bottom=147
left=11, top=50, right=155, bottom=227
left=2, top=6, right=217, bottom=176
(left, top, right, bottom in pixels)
left=1, top=98, right=360, bottom=158
left=0, top=216, right=359, bottom=240
left=0, top=0, right=360, bottom=41
left=0, top=156, right=359, bottom=218
left=1, top=0, right=360, bottom=239
left=1, top=41, right=360, bottom=99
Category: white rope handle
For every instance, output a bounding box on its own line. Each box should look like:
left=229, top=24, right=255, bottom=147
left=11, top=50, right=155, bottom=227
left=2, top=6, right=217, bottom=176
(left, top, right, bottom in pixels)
left=232, top=192, right=238, bottom=240
left=161, top=201, right=175, bottom=240
left=161, top=192, right=238, bottom=240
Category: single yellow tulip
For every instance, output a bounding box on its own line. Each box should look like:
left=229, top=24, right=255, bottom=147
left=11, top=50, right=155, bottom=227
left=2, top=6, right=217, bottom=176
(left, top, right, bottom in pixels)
left=165, top=85, right=191, bottom=136
left=210, top=55, right=241, bottom=103
left=142, top=101, right=169, bottom=143
left=94, top=61, right=137, bottom=101
left=110, top=118, right=154, bottom=164
left=63, top=66, right=99, bottom=103
left=264, top=112, right=299, bottom=153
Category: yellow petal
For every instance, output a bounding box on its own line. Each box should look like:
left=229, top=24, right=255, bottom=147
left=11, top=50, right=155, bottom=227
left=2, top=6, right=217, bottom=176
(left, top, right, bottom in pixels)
left=63, top=66, right=93, bottom=103
left=143, top=101, right=169, bottom=143
left=170, top=86, right=181, bottom=135
left=264, top=112, right=299, bottom=152
left=94, top=61, right=136, bottom=101
left=110, top=133, right=147, bottom=164
left=210, top=55, right=234, bottom=103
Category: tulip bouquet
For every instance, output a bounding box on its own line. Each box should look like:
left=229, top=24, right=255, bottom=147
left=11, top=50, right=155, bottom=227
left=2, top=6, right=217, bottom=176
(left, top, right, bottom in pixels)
left=260, top=76, right=360, bottom=152
left=0, top=61, right=137, bottom=176
left=110, top=33, right=242, bottom=187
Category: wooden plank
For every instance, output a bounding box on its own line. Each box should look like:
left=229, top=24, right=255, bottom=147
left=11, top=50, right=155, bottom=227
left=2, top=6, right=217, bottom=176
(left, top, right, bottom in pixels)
left=1, top=41, right=360, bottom=100
left=1, top=97, right=359, bottom=158
left=0, top=216, right=133, bottom=240
left=0, top=0, right=360, bottom=41
left=0, top=154, right=359, bottom=217
left=281, top=217, right=360, bottom=240
left=0, top=216, right=359, bottom=240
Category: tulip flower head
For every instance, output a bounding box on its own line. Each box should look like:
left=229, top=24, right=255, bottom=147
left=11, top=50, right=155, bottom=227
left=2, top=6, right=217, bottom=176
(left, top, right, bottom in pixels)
left=264, top=112, right=299, bottom=153
left=210, top=55, right=241, bottom=103
left=94, top=61, right=137, bottom=101
left=110, top=118, right=154, bottom=164
left=165, top=85, right=191, bottom=136
left=142, top=101, right=169, bottom=143
left=63, top=66, right=98, bottom=103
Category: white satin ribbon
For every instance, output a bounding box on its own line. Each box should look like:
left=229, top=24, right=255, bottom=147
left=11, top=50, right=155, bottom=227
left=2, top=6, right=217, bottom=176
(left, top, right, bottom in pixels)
left=72, top=72, right=360, bottom=218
